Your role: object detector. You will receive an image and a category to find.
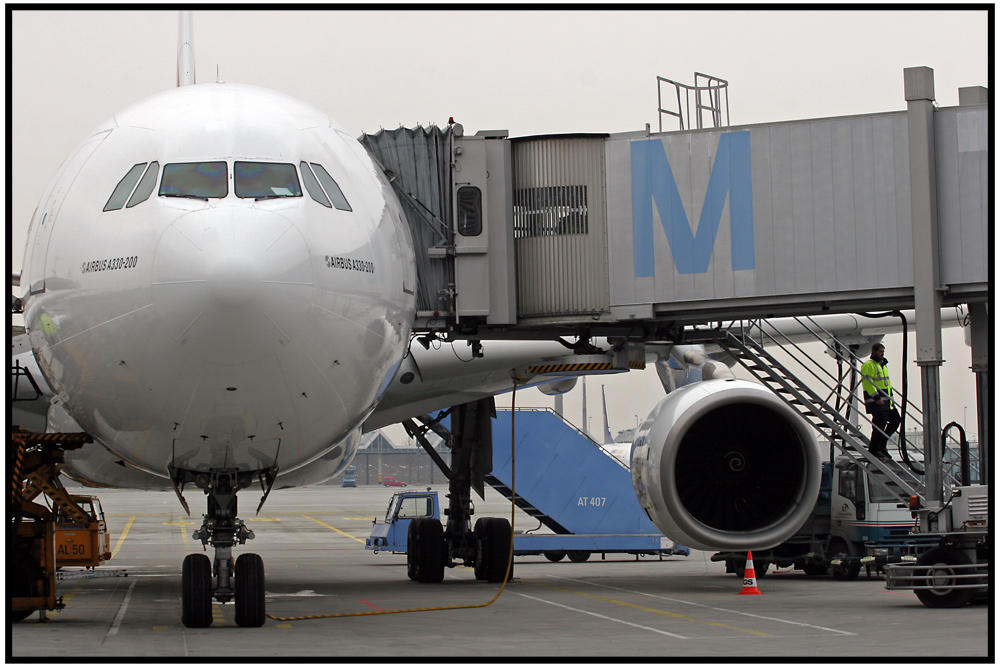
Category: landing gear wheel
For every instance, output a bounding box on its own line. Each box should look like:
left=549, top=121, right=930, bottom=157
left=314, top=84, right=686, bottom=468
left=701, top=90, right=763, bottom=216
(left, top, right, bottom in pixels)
left=914, top=546, right=976, bottom=608
left=406, top=542, right=418, bottom=581
left=828, top=540, right=860, bottom=581
left=181, top=553, right=213, bottom=628
left=473, top=519, right=489, bottom=580
left=543, top=551, right=565, bottom=563
left=234, top=553, right=266, bottom=627
left=483, top=518, right=513, bottom=583
left=11, top=549, right=41, bottom=622
left=567, top=551, right=591, bottom=563
left=409, top=518, right=445, bottom=583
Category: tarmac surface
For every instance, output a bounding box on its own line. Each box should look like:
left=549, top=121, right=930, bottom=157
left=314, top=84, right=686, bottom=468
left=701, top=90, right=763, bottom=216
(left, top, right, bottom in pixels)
left=10, top=485, right=991, bottom=661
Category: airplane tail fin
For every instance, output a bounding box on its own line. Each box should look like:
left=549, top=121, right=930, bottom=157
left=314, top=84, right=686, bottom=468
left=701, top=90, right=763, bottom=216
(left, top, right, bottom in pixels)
left=600, top=385, right=614, bottom=446
left=177, top=11, right=195, bottom=86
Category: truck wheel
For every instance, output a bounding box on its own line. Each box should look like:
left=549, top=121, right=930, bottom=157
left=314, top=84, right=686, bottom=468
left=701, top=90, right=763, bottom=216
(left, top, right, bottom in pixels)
left=409, top=518, right=445, bottom=583
left=11, top=549, right=41, bottom=622
left=484, top=518, right=513, bottom=583
left=802, top=562, right=827, bottom=576
left=827, top=540, right=861, bottom=581
left=913, top=546, right=976, bottom=608
left=234, top=553, right=266, bottom=627
left=568, top=551, right=591, bottom=563
left=543, top=551, right=565, bottom=563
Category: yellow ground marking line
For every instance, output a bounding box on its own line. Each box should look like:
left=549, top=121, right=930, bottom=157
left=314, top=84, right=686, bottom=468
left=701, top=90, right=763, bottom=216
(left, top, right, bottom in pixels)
left=300, top=514, right=365, bottom=543
left=111, top=515, right=135, bottom=559
left=163, top=519, right=197, bottom=542
left=532, top=582, right=770, bottom=636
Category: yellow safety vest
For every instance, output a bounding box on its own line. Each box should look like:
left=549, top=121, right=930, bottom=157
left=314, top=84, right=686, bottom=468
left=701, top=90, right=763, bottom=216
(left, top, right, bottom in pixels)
left=861, top=358, right=894, bottom=411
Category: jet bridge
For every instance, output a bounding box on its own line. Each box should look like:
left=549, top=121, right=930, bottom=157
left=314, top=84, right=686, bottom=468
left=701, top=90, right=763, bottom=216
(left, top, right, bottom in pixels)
left=360, top=72, right=988, bottom=340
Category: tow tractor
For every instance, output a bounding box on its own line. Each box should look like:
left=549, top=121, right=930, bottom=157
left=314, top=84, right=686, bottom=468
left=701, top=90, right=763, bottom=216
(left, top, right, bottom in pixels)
left=366, top=489, right=689, bottom=563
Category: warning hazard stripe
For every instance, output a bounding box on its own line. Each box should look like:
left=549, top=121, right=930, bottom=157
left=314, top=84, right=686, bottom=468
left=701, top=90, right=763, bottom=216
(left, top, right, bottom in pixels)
left=527, top=361, right=646, bottom=374
left=527, top=362, right=614, bottom=374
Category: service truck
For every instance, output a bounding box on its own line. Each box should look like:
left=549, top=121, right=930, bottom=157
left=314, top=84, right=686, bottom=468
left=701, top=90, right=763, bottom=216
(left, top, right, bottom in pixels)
left=366, top=489, right=689, bottom=562
left=712, top=456, right=936, bottom=579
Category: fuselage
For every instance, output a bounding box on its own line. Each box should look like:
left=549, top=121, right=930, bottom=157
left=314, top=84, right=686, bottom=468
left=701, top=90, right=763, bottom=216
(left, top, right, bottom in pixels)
left=20, top=83, right=416, bottom=481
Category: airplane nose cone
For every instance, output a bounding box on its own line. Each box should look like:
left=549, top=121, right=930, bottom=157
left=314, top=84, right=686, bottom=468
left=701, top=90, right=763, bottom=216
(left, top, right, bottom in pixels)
left=208, top=254, right=261, bottom=307
left=151, top=206, right=313, bottom=364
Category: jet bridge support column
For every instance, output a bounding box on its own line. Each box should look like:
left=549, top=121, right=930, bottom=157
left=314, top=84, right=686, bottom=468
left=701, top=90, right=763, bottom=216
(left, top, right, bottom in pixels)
left=968, top=302, right=989, bottom=484
left=905, top=67, right=944, bottom=522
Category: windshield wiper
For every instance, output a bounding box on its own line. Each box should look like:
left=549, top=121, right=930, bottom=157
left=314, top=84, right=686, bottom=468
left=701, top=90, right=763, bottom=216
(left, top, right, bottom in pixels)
left=161, top=193, right=209, bottom=201
left=254, top=195, right=292, bottom=201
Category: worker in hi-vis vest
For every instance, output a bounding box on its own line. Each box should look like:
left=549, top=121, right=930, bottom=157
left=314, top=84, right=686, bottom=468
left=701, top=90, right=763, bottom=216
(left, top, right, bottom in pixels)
left=861, top=342, right=900, bottom=461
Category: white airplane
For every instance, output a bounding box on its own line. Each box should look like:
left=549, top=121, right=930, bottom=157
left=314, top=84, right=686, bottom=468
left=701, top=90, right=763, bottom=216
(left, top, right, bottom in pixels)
left=10, top=14, right=971, bottom=629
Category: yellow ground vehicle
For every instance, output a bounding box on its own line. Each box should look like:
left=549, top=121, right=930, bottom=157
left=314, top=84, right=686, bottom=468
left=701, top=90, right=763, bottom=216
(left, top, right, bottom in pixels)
left=54, top=496, right=112, bottom=566
left=11, top=427, right=112, bottom=622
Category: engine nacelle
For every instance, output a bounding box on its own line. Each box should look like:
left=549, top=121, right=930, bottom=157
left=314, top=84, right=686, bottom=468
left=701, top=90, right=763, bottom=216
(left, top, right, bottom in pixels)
left=631, top=379, right=821, bottom=552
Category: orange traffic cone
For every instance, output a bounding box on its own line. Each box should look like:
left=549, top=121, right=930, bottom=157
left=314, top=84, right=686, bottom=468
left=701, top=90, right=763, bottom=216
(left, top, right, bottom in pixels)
left=738, top=551, right=763, bottom=595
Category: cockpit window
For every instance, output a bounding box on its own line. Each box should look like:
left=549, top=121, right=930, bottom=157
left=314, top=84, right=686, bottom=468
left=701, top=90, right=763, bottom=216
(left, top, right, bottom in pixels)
left=159, top=162, right=228, bottom=199
left=310, top=163, right=352, bottom=211
left=234, top=162, right=302, bottom=199
left=300, top=161, right=331, bottom=208
left=300, top=162, right=352, bottom=211
left=126, top=161, right=159, bottom=208
left=104, top=163, right=147, bottom=211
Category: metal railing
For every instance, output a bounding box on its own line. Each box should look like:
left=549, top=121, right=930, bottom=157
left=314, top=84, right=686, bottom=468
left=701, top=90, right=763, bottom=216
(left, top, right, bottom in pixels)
left=716, top=316, right=967, bottom=503
left=657, top=72, right=730, bottom=132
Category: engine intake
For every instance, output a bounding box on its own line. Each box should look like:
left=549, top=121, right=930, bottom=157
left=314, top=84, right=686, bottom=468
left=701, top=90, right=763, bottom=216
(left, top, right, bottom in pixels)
left=631, top=379, right=821, bottom=551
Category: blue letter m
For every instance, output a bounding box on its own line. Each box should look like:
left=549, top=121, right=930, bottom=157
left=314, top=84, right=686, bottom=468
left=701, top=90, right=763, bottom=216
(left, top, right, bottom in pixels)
left=631, top=132, right=753, bottom=276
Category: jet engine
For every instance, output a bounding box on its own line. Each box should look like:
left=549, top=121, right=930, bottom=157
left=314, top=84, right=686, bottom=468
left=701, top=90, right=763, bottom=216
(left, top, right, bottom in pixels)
left=631, top=379, right=821, bottom=551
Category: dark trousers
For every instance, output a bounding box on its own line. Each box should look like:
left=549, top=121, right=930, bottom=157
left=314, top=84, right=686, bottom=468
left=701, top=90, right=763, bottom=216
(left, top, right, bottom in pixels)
left=870, top=408, right=901, bottom=455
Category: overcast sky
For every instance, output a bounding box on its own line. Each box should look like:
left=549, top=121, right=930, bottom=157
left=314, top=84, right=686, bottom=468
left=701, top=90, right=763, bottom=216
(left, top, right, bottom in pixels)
left=8, top=8, right=990, bottom=441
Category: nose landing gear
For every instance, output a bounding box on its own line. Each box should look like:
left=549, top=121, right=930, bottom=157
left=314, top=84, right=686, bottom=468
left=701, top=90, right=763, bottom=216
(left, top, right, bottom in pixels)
left=173, top=468, right=272, bottom=628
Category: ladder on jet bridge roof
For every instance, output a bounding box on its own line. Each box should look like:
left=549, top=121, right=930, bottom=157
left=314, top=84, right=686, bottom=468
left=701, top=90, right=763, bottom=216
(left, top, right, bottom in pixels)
left=713, top=318, right=968, bottom=507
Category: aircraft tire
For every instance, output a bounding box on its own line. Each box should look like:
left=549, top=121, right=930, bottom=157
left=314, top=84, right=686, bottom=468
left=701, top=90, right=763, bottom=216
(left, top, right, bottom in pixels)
left=484, top=518, right=513, bottom=584
left=411, top=518, right=445, bottom=583
left=181, top=553, right=213, bottom=628
left=234, top=553, right=266, bottom=627
left=473, top=519, right=489, bottom=580
left=913, top=547, right=976, bottom=608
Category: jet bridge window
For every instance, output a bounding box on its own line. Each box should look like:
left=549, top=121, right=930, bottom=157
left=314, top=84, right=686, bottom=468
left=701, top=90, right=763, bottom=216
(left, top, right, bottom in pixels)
left=159, top=161, right=228, bottom=199
left=457, top=186, right=483, bottom=236
left=300, top=162, right=352, bottom=211
left=234, top=161, right=302, bottom=199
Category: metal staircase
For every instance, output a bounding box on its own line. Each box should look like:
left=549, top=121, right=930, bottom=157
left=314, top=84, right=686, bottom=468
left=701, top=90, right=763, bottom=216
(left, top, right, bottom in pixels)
left=712, top=317, right=965, bottom=506
left=483, top=474, right=570, bottom=534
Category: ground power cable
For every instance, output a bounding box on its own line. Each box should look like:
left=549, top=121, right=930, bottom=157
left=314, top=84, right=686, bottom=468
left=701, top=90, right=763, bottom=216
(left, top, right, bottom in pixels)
left=264, top=383, right=519, bottom=622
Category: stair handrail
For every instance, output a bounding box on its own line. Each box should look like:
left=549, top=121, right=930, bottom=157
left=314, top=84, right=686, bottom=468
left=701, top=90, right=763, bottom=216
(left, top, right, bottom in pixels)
left=723, top=317, right=963, bottom=489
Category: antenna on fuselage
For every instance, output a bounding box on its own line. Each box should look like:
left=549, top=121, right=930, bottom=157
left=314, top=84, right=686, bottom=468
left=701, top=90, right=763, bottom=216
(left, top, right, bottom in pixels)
left=177, top=10, right=195, bottom=86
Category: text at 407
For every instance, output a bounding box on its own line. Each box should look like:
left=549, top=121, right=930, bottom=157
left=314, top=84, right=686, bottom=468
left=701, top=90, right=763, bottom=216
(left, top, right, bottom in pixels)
left=577, top=497, right=606, bottom=507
